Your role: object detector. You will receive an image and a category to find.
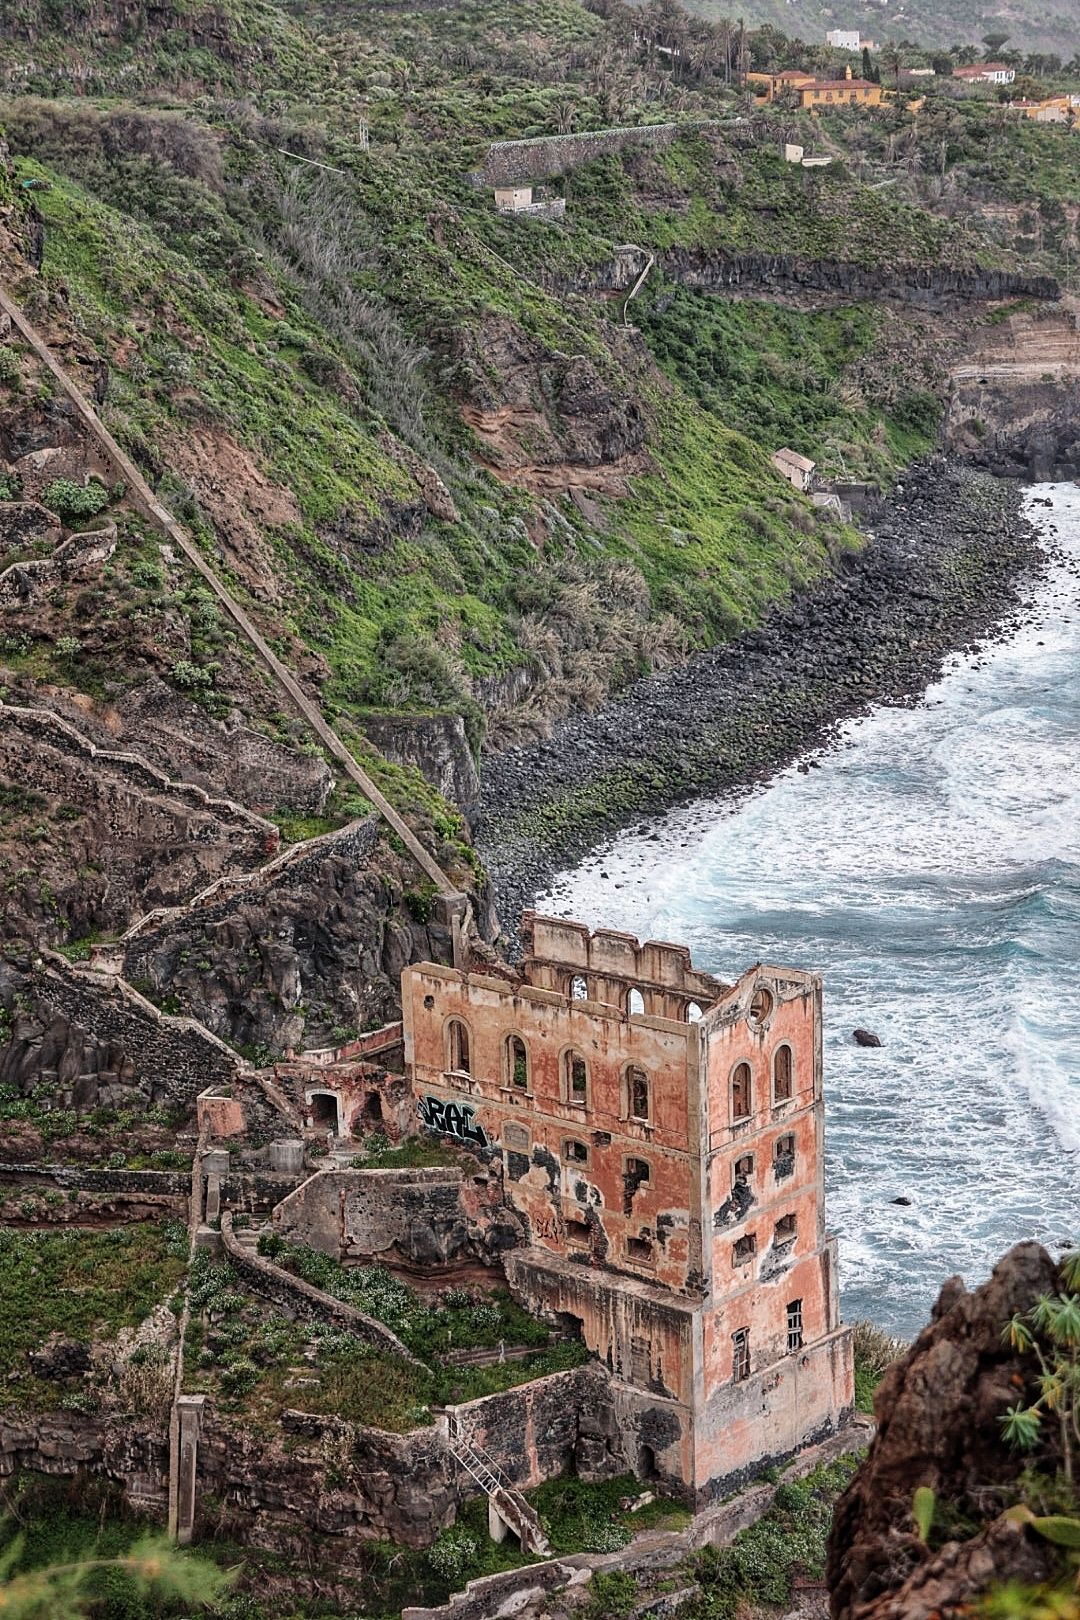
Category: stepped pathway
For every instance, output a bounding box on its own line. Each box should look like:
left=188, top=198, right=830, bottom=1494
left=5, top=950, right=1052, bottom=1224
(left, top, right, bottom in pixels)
left=0, top=282, right=455, bottom=901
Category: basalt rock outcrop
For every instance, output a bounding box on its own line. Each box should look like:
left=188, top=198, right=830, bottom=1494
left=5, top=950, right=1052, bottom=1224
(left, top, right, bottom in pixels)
left=454, top=313, right=650, bottom=494
left=572, top=249, right=1061, bottom=312
left=0, top=946, right=243, bottom=1111
left=827, top=1242, right=1063, bottom=1620
left=119, top=818, right=472, bottom=1057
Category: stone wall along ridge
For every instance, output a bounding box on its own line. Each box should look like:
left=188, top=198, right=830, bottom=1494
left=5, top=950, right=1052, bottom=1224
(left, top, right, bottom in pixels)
left=219, top=1210, right=428, bottom=1369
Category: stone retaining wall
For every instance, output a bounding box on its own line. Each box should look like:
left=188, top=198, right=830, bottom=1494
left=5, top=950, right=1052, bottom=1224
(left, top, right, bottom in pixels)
left=220, top=1211, right=427, bottom=1367
left=446, top=1363, right=629, bottom=1491
left=480, top=122, right=681, bottom=185
left=270, top=1163, right=523, bottom=1268
left=0, top=948, right=244, bottom=1111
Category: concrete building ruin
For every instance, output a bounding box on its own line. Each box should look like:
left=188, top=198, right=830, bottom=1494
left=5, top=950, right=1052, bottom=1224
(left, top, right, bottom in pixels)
left=396, top=912, right=854, bottom=1504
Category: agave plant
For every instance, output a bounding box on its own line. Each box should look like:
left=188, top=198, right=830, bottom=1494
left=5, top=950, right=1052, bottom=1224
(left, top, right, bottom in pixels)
left=1001, top=1250, right=1080, bottom=1488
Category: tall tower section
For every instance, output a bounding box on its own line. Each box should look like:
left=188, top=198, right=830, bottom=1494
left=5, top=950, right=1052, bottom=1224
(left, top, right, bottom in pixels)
left=401, top=917, right=853, bottom=1505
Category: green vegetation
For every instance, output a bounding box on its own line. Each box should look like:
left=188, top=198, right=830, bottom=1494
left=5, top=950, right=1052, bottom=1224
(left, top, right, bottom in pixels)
left=0, top=1225, right=186, bottom=1410
left=352, top=1132, right=465, bottom=1170
left=1001, top=1247, right=1080, bottom=1482
left=0, top=1481, right=231, bottom=1619
left=638, top=290, right=940, bottom=482
left=681, top=1453, right=862, bottom=1617
left=851, top=1318, right=908, bottom=1414
left=185, top=1248, right=588, bottom=1427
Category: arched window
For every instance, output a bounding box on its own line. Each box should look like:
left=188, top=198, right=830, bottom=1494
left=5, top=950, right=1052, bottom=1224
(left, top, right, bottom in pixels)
left=570, top=974, right=589, bottom=1001
left=564, top=1050, right=589, bottom=1105
left=446, top=1019, right=471, bottom=1075
left=505, top=1033, right=529, bottom=1091
left=686, top=1001, right=703, bottom=1024
left=627, top=1065, right=650, bottom=1122
left=628, top=988, right=645, bottom=1017
left=773, top=1044, right=793, bottom=1103
left=731, top=1062, right=752, bottom=1122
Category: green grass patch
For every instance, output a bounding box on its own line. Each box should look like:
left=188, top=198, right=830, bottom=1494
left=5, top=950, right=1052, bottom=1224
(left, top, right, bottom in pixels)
left=0, top=1225, right=186, bottom=1408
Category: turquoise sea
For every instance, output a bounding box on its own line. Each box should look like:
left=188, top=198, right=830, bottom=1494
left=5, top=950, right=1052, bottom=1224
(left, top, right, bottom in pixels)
left=541, top=484, right=1080, bottom=1338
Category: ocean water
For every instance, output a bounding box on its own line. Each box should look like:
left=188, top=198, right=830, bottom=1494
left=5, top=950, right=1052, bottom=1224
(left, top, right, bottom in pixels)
left=539, top=483, right=1080, bottom=1340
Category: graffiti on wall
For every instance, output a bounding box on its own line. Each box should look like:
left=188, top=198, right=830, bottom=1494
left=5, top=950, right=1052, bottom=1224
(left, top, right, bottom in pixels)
left=417, top=1094, right=490, bottom=1149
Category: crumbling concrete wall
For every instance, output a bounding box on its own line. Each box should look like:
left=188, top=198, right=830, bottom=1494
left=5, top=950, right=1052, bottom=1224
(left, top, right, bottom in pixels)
left=447, top=1364, right=629, bottom=1491
left=271, top=1163, right=524, bottom=1268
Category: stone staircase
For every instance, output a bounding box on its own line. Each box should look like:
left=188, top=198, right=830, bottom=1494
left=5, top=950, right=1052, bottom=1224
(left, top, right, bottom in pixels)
left=445, top=1413, right=551, bottom=1556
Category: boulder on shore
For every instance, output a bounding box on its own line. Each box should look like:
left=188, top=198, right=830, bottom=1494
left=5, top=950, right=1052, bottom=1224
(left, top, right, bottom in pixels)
left=852, top=1028, right=883, bottom=1048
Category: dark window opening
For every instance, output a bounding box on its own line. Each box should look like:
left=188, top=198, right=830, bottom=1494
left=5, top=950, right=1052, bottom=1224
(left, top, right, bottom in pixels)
left=774, top=1134, right=796, bottom=1180
left=774, top=1213, right=797, bottom=1246
left=750, top=987, right=774, bottom=1026
left=735, top=1153, right=754, bottom=1183
left=639, top=1443, right=659, bottom=1480
left=627, top=1235, right=654, bottom=1265
left=563, top=1138, right=588, bottom=1164
left=566, top=1051, right=589, bottom=1104
left=447, top=1019, right=471, bottom=1075
left=566, top=1217, right=591, bottom=1245
left=628, top=1066, right=650, bottom=1122
left=773, top=1044, right=793, bottom=1103
left=732, top=1062, right=752, bottom=1121
left=423, top=994, right=435, bottom=1010
left=507, top=1034, right=529, bottom=1091
left=732, top=1327, right=751, bottom=1381
left=733, top=1233, right=757, bottom=1266
left=787, top=1298, right=804, bottom=1352
left=362, top=1091, right=383, bottom=1128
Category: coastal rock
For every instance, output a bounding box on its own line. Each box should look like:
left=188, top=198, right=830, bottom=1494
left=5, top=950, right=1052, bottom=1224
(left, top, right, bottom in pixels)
left=826, top=1241, right=1062, bottom=1620
left=852, top=1029, right=882, bottom=1048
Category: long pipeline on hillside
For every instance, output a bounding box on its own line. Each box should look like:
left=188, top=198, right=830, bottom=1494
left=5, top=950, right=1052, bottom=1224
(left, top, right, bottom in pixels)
left=0, top=282, right=456, bottom=898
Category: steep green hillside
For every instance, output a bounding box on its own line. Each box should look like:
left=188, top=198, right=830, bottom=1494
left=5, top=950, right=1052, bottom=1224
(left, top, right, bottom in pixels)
left=0, top=0, right=1067, bottom=764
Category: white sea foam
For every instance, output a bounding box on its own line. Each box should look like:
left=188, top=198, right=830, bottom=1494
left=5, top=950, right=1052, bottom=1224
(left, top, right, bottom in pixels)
left=541, top=483, right=1080, bottom=1336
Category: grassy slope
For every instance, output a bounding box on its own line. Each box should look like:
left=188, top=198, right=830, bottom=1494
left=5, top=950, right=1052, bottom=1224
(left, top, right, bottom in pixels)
left=0, top=0, right=1061, bottom=779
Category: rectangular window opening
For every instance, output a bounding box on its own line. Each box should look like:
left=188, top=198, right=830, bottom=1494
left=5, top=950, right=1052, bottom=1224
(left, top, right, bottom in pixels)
left=787, top=1298, right=804, bottom=1352
left=732, top=1327, right=751, bottom=1381
left=563, top=1138, right=589, bottom=1164
left=627, top=1234, right=654, bottom=1265
left=733, top=1233, right=757, bottom=1266
left=565, top=1217, right=591, bottom=1245
left=774, top=1213, right=797, bottom=1246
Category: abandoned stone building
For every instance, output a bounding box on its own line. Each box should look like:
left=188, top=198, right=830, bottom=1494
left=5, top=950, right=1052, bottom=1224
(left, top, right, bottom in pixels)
left=387, top=911, right=854, bottom=1503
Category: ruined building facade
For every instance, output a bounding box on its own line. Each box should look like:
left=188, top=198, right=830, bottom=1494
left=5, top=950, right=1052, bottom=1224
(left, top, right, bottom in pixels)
left=401, top=913, right=854, bottom=1505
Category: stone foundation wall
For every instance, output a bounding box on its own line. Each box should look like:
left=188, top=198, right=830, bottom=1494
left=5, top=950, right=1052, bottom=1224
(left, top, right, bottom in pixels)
left=447, top=1363, right=629, bottom=1491
left=270, top=1163, right=524, bottom=1269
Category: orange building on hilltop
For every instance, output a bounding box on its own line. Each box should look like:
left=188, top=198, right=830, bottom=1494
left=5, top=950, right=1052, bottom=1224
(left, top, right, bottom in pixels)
left=401, top=913, right=854, bottom=1504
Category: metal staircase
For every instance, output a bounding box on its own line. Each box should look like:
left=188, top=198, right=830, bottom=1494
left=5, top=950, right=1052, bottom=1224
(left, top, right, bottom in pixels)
left=446, top=1413, right=551, bottom=1555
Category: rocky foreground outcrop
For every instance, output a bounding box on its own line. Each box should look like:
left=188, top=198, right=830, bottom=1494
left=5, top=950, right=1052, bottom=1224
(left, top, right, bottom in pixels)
left=827, top=1242, right=1064, bottom=1620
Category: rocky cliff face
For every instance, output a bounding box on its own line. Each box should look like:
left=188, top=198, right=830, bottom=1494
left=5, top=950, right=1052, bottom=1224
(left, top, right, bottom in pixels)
left=827, top=1242, right=1065, bottom=1620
